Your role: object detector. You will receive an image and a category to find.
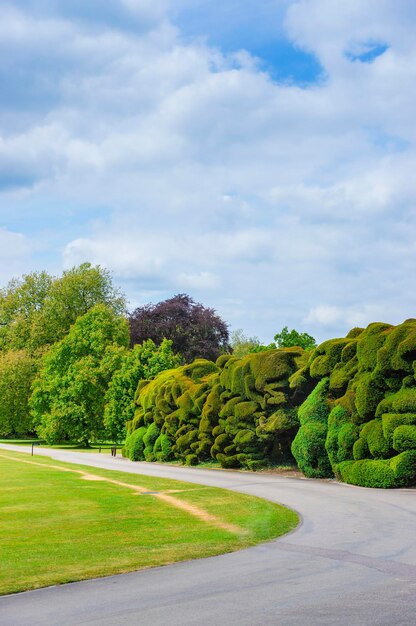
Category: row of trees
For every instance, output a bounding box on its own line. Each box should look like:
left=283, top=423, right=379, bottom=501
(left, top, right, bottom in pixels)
left=0, top=263, right=315, bottom=444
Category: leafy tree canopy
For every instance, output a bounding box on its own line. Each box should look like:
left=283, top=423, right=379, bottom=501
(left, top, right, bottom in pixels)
left=30, top=304, right=129, bottom=446
left=129, top=294, right=230, bottom=363
left=0, top=263, right=126, bottom=353
left=230, top=329, right=275, bottom=357
left=274, top=326, right=317, bottom=351
left=104, top=338, right=181, bottom=441
left=0, top=271, right=53, bottom=352
left=0, top=350, right=37, bottom=437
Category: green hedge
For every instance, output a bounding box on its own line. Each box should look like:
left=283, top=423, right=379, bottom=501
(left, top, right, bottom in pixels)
left=123, top=318, right=416, bottom=488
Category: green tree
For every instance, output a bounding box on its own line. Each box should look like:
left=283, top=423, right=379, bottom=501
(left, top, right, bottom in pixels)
left=31, top=263, right=126, bottom=349
left=0, top=271, right=53, bottom=351
left=30, top=305, right=129, bottom=446
left=274, top=326, right=316, bottom=351
left=104, top=338, right=181, bottom=441
left=0, top=264, right=126, bottom=353
left=230, top=329, right=275, bottom=358
left=0, top=350, right=37, bottom=437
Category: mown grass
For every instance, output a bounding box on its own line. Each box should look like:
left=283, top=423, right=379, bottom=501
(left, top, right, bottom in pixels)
left=0, top=449, right=298, bottom=595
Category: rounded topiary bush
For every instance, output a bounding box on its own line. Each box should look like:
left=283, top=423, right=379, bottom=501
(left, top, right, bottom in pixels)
left=154, top=433, right=173, bottom=462
left=325, top=405, right=357, bottom=466
left=335, top=459, right=396, bottom=488
left=393, top=425, right=416, bottom=452
left=291, top=422, right=332, bottom=478
left=143, top=422, right=160, bottom=461
left=125, top=426, right=147, bottom=461
left=390, top=450, right=416, bottom=486
left=291, top=378, right=332, bottom=478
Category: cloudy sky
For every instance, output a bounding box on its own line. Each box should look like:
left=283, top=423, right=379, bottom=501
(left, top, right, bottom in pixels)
left=1, top=0, right=416, bottom=343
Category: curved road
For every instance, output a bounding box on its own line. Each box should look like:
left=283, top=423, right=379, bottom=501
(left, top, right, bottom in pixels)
left=0, top=444, right=415, bottom=625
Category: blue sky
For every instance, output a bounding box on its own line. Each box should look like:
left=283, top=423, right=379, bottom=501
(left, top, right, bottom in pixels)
left=1, top=0, right=416, bottom=343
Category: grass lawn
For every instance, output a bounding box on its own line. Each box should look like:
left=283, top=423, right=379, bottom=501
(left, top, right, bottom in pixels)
left=0, top=449, right=298, bottom=595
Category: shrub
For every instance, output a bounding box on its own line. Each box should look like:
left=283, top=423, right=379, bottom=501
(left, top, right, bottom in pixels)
left=393, top=425, right=416, bottom=452
left=125, top=426, right=147, bottom=461
left=335, top=459, right=396, bottom=488
left=291, top=378, right=332, bottom=478
left=143, top=422, right=160, bottom=461
left=381, top=413, right=416, bottom=445
left=325, top=405, right=357, bottom=465
left=154, top=433, right=173, bottom=462
left=390, top=450, right=416, bottom=486
left=292, top=422, right=332, bottom=478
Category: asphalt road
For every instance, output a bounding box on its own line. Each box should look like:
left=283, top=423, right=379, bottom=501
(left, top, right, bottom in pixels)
left=1, top=444, right=415, bottom=626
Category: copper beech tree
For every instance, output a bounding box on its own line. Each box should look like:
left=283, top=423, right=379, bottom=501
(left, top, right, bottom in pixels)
left=129, top=294, right=230, bottom=363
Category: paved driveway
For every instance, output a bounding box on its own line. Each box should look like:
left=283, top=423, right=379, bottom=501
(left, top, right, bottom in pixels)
left=0, top=444, right=415, bottom=625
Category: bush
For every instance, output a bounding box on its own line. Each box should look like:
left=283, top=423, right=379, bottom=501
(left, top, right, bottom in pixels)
left=125, top=426, right=147, bottom=461
left=393, top=425, right=416, bottom=452
left=143, top=422, right=160, bottom=461
left=325, top=405, right=357, bottom=465
left=381, top=413, right=416, bottom=445
left=154, top=433, right=173, bottom=461
left=292, top=422, right=332, bottom=478
left=390, top=450, right=416, bottom=486
left=336, top=459, right=396, bottom=488
left=291, top=378, right=332, bottom=478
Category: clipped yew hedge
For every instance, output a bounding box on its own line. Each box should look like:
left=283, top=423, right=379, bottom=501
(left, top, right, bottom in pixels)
left=124, top=319, right=416, bottom=488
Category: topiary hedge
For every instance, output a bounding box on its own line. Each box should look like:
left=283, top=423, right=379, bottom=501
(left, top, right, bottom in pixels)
left=123, top=318, right=416, bottom=488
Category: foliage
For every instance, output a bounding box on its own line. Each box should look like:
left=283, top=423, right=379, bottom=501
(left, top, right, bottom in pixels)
left=104, top=339, right=181, bottom=441
left=124, top=426, right=147, bottom=461
left=291, top=378, right=332, bottom=478
left=335, top=451, right=416, bottom=488
left=30, top=305, right=129, bottom=445
left=129, top=293, right=230, bottom=363
left=0, top=264, right=125, bottom=353
left=0, top=350, right=37, bottom=437
left=294, top=318, right=416, bottom=487
left=125, top=347, right=308, bottom=470
left=230, top=329, right=274, bottom=357
left=0, top=271, right=53, bottom=352
left=125, top=317, right=416, bottom=488
left=31, top=263, right=126, bottom=349
left=274, top=326, right=316, bottom=351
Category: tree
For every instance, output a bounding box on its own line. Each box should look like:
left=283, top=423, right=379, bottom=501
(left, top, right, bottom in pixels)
left=31, top=263, right=126, bottom=349
left=0, top=263, right=126, bottom=353
left=30, top=305, right=129, bottom=446
left=274, top=326, right=316, bottom=351
left=0, top=350, right=37, bottom=437
left=230, top=329, right=276, bottom=357
left=104, top=338, right=181, bottom=441
left=0, top=271, right=53, bottom=352
left=129, top=294, right=230, bottom=363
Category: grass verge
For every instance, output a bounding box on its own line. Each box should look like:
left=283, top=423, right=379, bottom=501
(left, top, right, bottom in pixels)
left=0, top=449, right=298, bottom=595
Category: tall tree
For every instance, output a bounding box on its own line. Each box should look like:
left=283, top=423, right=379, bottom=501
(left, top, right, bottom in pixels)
left=129, top=294, right=230, bottom=363
left=30, top=305, right=129, bottom=445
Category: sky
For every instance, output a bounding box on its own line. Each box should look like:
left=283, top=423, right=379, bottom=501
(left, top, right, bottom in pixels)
left=1, top=0, right=416, bottom=344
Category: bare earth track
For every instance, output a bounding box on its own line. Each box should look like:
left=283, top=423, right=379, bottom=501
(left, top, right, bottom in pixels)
left=0, top=443, right=415, bottom=626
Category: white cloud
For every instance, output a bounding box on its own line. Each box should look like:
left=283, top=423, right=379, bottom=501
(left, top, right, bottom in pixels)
left=305, top=303, right=387, bottom=333
left=1, top=1, right=416, bottom=343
